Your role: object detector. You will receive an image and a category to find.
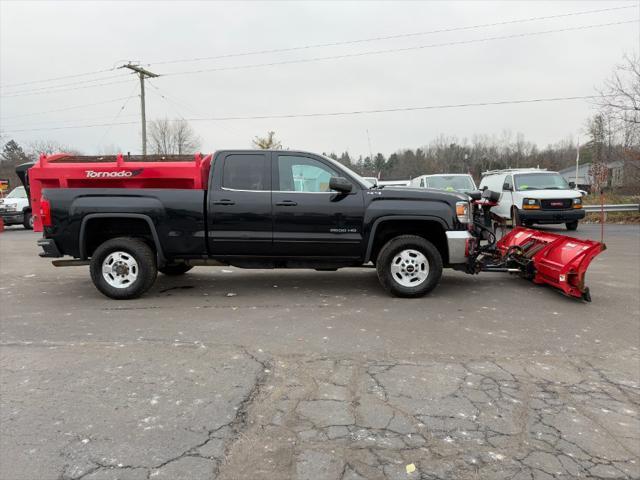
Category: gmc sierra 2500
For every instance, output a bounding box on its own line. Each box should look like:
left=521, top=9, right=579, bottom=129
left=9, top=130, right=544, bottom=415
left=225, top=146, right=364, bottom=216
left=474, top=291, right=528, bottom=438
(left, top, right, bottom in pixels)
left=20, top=150, right=474, bottom=299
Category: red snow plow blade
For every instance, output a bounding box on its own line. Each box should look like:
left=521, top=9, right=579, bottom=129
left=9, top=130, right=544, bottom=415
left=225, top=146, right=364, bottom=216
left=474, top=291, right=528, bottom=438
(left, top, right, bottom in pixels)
left=496, top=227, right=606, bottom=301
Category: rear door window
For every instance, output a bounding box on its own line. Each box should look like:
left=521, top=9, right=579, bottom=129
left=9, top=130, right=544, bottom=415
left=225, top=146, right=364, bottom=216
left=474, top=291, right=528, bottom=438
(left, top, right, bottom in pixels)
left=222, top=154, right=269, bottom=191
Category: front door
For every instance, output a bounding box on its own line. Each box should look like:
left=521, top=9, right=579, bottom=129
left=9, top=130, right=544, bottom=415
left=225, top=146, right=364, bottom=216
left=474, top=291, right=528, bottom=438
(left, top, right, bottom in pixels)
left=208, top=152, right=272, bottom=256
left=496, top=174, right=514, bottom=219
left=272, top=153, right=365, bottom=258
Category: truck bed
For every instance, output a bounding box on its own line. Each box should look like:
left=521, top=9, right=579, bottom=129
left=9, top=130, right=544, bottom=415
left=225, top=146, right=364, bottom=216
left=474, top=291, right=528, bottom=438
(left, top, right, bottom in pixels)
left=27, top=153, right=212, bottom=231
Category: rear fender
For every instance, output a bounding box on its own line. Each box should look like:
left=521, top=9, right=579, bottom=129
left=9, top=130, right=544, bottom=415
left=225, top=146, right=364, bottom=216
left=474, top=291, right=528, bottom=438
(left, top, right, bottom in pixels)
left=79, top=213, right=166, bottom=266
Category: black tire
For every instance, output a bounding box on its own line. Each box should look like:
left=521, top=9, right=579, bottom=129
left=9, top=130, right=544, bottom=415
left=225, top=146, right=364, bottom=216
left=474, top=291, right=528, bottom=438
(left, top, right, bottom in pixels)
left=566, top=221, right=579, bottom=231
left=511, top=207, right=522, bottom=227
left=23, top=211, right=33, bottom=230
left=159, top=263, right=193, bottom=276
left=376, top=235, right=443, bottom=298
left=90, top=237, right=157, bottom=299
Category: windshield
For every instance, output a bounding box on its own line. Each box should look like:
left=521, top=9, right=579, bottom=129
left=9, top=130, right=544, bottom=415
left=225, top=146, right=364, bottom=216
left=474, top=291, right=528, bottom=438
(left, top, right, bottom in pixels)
left=426, top=175, right=475, bottom=192
left=323, top=156, right=374, bottom=188
left=514, top=173, right=569, bottom=191
left=6, top=187, right=26, bottom=199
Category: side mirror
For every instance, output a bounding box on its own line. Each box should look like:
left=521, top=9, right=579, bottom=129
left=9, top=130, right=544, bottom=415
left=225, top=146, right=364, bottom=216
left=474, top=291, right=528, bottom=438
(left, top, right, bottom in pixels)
left=467, top=190, right=482, bottom=201
left=502, top=183, right=513, bottom=191
left=569, top=181, right=576, bottom=189
left=482, top=189, right=501, bottom=203
left=329, top=176, right=353, bottom=193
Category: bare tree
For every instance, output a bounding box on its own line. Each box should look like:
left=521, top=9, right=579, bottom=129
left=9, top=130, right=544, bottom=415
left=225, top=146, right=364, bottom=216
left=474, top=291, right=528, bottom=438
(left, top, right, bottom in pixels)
left=148, top=118, right=201, bottom=155
left=597, top=54, right=639, bottom=122
left=595, top=53, right=640, bottom=148
left=27, top=140, right=80, bottom=158
left=594, top=54, right=640, bottom=191
left=252, top=131, right=282, bottom=149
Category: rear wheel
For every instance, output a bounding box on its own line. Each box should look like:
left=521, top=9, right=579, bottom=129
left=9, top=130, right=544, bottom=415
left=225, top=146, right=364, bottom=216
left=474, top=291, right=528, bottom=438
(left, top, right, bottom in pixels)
left=23, top=211, right=33, bottom=230
left=159, top=263, right=193, bottom=276
left=90, top=237, right=157, bottom=299
left=376, top=235, right=443, bottom=298
left=566, top=221, right=579, bottom=231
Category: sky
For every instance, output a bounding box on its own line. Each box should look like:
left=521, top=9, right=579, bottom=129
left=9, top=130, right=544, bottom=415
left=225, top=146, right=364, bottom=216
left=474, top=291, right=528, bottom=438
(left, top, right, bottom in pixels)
left=0, top=0, right=638, bottom=157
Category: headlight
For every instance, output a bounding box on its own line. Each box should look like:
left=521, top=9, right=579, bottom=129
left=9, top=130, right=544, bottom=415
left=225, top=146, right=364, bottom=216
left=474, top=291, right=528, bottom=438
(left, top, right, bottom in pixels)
left=456, top=201, right=470, bottom=223
left=3, top=204, right=17, bottom=211
left=572, top=197, right=582, bottom=209
left=522, top=198, right=540, bottom=209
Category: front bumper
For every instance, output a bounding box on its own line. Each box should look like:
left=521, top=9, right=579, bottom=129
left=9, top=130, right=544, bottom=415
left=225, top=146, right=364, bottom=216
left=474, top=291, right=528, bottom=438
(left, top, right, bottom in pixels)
left=37, top=238, right=63, bottom=258
left=446, top=230, right=473, bottom=264
left=519, top=208, right=585, bottom=224
left=0, top=211, right=24, bottom=225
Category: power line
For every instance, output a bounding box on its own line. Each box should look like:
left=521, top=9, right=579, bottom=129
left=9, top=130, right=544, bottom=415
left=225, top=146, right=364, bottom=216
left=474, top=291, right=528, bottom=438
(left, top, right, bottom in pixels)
left=0, top=94, right=607, bottom=133
left=1, top=73, right=131, bottom=95
left=0, top=96, right=135, bottom=120
left=98, top=82, right=141, bottom=145
left=148, top=4, right=637, bottom=67
left=166, top=20, right=637, bottom=77
left=0, top=79, right=134, bottom=98
left=147, top=80, right=245, bottom=136
left=1, top=16, right=633, bottom=100
left=2, top=4, right=633, bottom=93
left=0, top=67, right=116, bottom=89
left=2, top=113, right=139, bottom=130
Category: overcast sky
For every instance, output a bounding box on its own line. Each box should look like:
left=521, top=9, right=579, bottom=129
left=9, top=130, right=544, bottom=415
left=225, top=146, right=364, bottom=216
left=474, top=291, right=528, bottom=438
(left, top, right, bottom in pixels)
left=1, top=0, right=638, bottom=157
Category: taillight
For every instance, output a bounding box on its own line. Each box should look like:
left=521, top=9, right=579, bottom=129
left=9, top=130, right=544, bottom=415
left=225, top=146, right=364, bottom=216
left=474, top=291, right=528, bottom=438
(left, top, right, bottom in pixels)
left=40, top=198, right=52, bottom=227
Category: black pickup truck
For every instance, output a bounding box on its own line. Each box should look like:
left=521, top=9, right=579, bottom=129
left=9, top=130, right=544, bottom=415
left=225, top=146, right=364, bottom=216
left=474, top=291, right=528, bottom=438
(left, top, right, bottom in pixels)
left=32, top=150, right=474, bottom=299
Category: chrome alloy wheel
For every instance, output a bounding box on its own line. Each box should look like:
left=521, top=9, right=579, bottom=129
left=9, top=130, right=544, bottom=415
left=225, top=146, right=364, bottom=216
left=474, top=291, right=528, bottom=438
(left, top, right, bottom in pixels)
left=102, top=251, right=139, bottom=289
left=390, top=249, right=429, bottom=287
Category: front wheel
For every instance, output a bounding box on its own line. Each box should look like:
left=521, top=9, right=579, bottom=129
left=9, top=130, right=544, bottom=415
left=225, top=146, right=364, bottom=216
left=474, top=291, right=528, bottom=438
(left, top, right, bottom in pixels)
left=23, top=211, right=33, bottom=230
left=90, top=237, right=157, bottom=299
left=566, top=221, right=579, bottom=231
left=376, top=235, right=443, bottom=298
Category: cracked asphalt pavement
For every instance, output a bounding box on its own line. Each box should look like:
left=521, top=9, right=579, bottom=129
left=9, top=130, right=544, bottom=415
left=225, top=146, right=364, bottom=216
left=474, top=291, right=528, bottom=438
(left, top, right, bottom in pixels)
left=1, top=224, right=638, bottom=479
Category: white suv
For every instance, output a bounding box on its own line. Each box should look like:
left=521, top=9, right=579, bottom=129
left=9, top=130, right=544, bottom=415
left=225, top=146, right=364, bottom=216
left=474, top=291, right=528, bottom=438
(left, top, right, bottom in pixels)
left=479, top=169, right=584, bottom=231
left=0, top=186, right=33, bottom=229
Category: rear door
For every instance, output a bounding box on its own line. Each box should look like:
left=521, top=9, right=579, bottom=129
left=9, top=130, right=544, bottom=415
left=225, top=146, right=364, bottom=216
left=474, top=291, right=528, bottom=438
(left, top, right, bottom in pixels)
left=207, top=151, right=272, bottom=256
left=272, top=153, right=365, bottom=258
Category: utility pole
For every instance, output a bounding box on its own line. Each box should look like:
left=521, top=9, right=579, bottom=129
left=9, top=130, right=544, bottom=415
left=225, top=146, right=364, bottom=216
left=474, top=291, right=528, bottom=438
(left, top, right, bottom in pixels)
left=575, top=137, right=580, bottom=190
left=119, top=63, right=159, bottom=155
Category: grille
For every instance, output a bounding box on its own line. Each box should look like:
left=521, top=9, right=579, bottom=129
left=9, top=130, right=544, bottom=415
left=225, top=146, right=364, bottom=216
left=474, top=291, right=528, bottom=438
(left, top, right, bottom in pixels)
left=541, top=199, right=572, bottom=209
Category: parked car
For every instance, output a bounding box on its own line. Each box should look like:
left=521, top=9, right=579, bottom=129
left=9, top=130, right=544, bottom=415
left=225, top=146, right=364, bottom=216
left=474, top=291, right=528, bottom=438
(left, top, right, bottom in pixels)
left=0, top=186, right=32, bottom=229
left=479, top=168, right=585, bottom=230
left=23, top=151, right=476, bottom=300
left=410, top=174, right=477, bottom=194
left=362, top=176, right=378, bottom=187
left=378, top=180, right=410, bottom=187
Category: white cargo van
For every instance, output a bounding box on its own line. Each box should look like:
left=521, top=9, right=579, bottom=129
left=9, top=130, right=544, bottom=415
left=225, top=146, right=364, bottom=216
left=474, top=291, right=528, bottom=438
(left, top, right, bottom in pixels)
left=0, top=186, right=32, bottom=229
left=479, top=168, right=584, bottom=230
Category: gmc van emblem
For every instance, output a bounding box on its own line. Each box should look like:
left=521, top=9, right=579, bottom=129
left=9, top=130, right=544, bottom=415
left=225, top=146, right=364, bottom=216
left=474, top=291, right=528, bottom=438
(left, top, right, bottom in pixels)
left=85, top=169, right=142, bottom=178
left=550, top=201, right=563, bottom=206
